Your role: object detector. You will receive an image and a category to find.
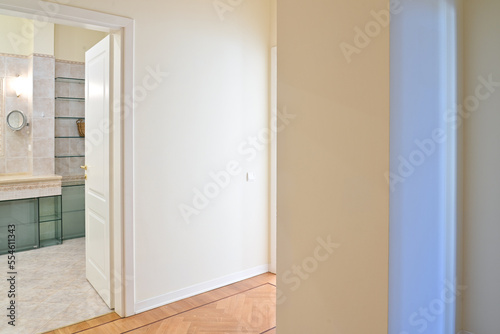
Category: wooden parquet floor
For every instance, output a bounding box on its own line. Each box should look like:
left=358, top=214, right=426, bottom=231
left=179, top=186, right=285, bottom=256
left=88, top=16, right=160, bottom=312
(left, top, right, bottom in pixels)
left=45, top=273, right=276, bottom=334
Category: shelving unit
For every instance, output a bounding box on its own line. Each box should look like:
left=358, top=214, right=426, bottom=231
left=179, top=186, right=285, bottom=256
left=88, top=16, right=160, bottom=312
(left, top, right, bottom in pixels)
left=38, top=196, right=63, bottom=248
left=54, top=70, right=86, bottom=241
left=55, top=76, right=86, bottom=178
left=0, top=196, right=63, bottom=255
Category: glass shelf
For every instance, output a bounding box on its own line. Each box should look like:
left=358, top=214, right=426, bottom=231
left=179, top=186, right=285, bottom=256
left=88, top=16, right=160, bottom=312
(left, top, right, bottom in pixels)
left=55, top=77, right=85, bottom=84
left=55, top=117, right=85, bottom=119
left=39, top=213, right=62, bottom=223
left=55, top=136, right=84, bottom=139
left=55, top=97, right=85, bottom=102
left=55, top=155, right=85, bottom=158
left=39, top=238, right=62, bottom=248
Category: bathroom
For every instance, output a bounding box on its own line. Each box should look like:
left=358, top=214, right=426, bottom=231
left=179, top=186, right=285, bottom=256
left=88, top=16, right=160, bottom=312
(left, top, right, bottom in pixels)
left=0, top=14, right=112, bottom=333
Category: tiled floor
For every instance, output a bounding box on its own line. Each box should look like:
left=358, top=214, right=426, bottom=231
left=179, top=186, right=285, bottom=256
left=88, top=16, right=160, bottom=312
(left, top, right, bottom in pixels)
left=0, top=238, right=111, bottom=334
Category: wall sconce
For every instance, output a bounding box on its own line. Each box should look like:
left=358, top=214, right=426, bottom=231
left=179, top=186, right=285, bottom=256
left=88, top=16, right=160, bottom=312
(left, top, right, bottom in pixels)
left=13, top=75, right=24, bottom=97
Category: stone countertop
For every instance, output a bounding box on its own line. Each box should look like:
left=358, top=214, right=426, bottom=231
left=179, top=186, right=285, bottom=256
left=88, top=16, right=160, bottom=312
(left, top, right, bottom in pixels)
left=0, top=174, right=62, bottom=201
left=61, top=175, right=85, bottom=187
left=0, top=174, right=62, bottom=185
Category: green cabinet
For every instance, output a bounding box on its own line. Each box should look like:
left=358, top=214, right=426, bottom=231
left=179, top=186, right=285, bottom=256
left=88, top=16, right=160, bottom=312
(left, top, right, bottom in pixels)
left=0, top=195, right=62, bottom=255
left=62, top=185, right=85, bottom=240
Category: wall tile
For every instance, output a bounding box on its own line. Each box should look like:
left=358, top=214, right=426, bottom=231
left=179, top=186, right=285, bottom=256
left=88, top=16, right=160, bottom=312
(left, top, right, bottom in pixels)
left=69, top=101, right=85, bottom=117
left=70, top=138, right=85, bottom=157
left=5, top=134, right=29, bottom=158
left=5, top=96, right=29, bottom=114
left=6, top=158, right=30, bottom=174
left=55, top=61, right=71, bottom=77
left=33, top=158, right=54, bottom=176
left=69, top=83, right=84, bottom=99
left=0, top=56, right=5, bottom=77
left=33, top=57, right=55, bottom=79
left=55, top=123, right=68, bottom=137
left=33, top=98, right=55, bottom=118
left=70, top=64, right=85, bottom=79
left=55, top=100, right=70, bottom=117
left=55, top=138, right=69, bottom=156
left=32, top=118, right=55, bottom=139
left=33, top=78, right=55, bottom=98
left=55, top=82, right=69, bottom=97
left=5, top=57, right=30, bottom=77
left=33, top=138, right=54, bottom=158
left=69, top=157, right=85, bottom=175
left=55, top=158, right=69, bottom=176
left=55, top=118, right=80, bottom=137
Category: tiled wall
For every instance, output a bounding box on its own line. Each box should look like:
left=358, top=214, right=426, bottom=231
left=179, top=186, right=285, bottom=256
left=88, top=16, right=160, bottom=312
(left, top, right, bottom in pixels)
left=0, top=55, right=32, bottom=174
left=32, top=55, right=55, bottom=176
left=0, top=55, right=85, bottom=179
left=54, top=60, right=85, bottom=179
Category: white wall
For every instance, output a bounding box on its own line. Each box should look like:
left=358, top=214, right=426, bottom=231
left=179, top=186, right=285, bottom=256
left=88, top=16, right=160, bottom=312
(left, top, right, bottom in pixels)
left=54, top=25, right=106, bottom=62
left=277, top=0, right=389, bottom=333
left=42, top=0, right=272, bottom=311
left=462, top=0, right=500, bottom=331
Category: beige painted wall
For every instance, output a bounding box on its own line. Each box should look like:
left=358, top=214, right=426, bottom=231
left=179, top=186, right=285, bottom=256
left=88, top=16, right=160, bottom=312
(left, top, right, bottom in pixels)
left=54, top=25, right=107, bottom=62
left=270, top=0, right=276, bottom=47
left=44, top=0, right=272, bottom=309
left=462, top=0, right=500, bottom=331
left=33, top=21, right=54, bottom=56
left=277, top=0, right=389, bottom=333
left=0, top=14, right=33, bottom=55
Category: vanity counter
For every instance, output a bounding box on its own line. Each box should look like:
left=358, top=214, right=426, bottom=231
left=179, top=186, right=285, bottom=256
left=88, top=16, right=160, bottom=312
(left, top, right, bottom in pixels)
left=0, top=174, right=62, bottom=201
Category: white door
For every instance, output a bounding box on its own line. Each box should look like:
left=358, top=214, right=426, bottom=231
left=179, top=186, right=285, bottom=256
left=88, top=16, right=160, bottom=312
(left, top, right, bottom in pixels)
left=85, top=35, right=113, bottom=308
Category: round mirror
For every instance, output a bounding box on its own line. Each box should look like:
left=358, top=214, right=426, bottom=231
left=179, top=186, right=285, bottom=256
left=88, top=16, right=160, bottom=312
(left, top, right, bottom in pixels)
left=6, top=110, right=27, bottom=131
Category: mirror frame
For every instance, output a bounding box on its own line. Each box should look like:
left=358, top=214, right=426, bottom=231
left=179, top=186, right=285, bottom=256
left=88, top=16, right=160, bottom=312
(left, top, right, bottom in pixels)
left=6, top=110, right=27, bottom=131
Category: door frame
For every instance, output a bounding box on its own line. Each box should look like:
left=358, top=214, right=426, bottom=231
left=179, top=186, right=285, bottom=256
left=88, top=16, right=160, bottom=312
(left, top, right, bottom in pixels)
left=270, top=46, right=277, bottom=274
left=0, top=0, right=135, bottom=317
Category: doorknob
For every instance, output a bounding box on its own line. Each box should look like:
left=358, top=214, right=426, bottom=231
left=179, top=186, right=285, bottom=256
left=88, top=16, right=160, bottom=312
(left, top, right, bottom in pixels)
left=80, top=165, right=88, bottom=170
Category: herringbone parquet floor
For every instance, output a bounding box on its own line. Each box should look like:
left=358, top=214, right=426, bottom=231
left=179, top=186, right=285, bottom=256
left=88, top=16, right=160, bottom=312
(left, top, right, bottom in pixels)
left=45, top=273, right=276, bottom=334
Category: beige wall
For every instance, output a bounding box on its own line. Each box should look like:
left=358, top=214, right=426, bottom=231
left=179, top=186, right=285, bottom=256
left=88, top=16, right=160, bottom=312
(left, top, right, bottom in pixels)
left=54, top=25, right=107, bottom=62
left=270, top=0, right=276, bottom=47
left=462, top=0, right=500, bottom=331
left=44, top=0, right=272, bottom=310
left=33, top=22, right=54, bottom=56
left=0, top=14, right=33, bottom=55
left=277, top=0, right=389, bottom=333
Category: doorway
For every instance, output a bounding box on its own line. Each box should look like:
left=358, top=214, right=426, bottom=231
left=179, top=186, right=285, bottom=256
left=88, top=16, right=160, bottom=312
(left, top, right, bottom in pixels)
left=0, top=0, right=135, bottom=330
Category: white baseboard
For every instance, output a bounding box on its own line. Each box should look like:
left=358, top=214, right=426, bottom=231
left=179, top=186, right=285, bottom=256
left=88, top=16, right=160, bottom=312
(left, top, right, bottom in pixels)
left=135, top=264, right=270, bottom=314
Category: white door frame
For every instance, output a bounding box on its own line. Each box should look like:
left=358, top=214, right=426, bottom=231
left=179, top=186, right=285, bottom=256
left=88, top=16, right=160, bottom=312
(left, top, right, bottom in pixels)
left=0, top=0, right=135, bottom=317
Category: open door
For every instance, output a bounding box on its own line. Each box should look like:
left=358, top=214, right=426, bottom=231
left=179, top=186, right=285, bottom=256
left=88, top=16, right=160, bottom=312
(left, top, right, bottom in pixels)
left=84, top=35, right=113, bottom=308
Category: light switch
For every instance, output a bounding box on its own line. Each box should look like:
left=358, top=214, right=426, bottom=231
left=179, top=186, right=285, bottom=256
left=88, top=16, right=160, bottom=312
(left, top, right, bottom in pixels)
left=247, top=172, right=256, bottom=182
